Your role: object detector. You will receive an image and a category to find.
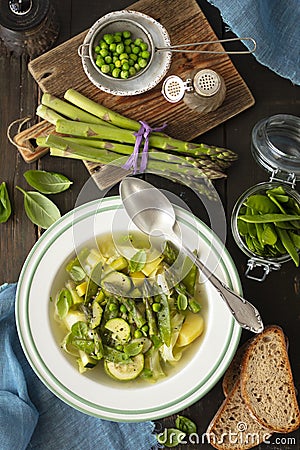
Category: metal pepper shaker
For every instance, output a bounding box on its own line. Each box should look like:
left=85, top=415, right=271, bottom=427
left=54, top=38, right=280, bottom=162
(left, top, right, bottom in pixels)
left=162, top=68, right=226, bottom=114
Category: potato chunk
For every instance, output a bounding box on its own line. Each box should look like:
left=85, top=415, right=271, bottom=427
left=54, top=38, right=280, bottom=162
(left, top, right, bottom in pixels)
left=176, top=312, right=204, bottom=347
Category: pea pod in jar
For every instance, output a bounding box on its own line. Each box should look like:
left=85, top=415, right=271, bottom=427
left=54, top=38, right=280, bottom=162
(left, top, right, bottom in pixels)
left=232, top=183, right=300, bottom=277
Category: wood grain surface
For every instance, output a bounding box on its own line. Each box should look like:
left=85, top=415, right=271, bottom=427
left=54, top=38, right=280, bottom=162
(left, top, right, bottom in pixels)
left=26, top=0, right=254, bottom=143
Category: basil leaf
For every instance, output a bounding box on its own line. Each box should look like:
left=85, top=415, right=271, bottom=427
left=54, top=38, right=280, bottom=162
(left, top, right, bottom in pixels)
left=156, top=428, right=186, bottom=447
left=24, top=169, right=73, bottom=194
left=0, top=182, right=12, bottom=223
left=128, top=249, right=147, bottom=272
left=175, top=415, right=197, bottom=434
left=56, top=288, right=73, bottom=319
left=16, top=186, right=61, bottom=229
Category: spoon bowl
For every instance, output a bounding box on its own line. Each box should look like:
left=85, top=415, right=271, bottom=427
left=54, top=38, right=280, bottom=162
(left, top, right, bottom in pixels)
left=120, top=177, right=264, bottom=334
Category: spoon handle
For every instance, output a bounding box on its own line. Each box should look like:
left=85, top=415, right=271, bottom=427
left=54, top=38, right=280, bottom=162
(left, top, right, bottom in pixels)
left=170, top=234, right=264, bottom=334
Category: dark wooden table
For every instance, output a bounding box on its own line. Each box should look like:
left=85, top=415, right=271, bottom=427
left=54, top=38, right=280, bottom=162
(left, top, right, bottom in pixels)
left=1, top=1, right=299, bottom=449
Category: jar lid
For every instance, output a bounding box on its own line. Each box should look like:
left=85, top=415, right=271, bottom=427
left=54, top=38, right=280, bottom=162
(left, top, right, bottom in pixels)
left=251, top=114, right=300, bottom=181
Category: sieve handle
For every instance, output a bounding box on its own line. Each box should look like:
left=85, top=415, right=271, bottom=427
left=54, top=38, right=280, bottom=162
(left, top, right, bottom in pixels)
left=78, top=44, right=90, bottom=58
left=156, top=37, right=257, bottom=55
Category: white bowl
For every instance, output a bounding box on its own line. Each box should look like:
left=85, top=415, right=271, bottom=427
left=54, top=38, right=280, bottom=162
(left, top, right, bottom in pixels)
left=79, top=10, right=172, bottom=96
left=16, top=196, right=241, bottom=422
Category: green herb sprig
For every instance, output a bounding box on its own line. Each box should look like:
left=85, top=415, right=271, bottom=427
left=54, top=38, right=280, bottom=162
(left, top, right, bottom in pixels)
left=0, top=182, right=12, bottom=223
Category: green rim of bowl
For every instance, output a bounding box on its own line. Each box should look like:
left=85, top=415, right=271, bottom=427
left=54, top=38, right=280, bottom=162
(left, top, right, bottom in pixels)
left=16, top=196, right=241, bottom=422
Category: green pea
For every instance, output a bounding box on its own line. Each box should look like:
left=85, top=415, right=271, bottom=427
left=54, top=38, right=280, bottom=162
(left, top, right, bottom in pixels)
left=95, top=57, right=105, bottom=67
left=103, top=33, right=114, bottom=44
left=123, top=30, right=131, bottom=39
left=140, top=42, right=148, bottom=51
left=119, top=53, right=128, bottom=60
left=120, top=70, right=129, bottom=79
left=122, top=62, right=129, bottom=71
left=109, top=43, right=116, bottom=52
left=105, top=55, right=112, bottom=64
left=115, top=60, right=122, bottom=68
left=100, top=41, right=108, bottom=49
left=109, top=63, right=115, bottom=72
left=134, top=38, right=142, bottom=46
left=132, top=46, right=140, bottom=54
left=99, top=48, right=109, bottom=57
left=134, top=329, right=143, bottom=339
left=108, top=302, right=118, bottom=311
left=129, top=67, right=136, bottom=76
left=134, top=63, right=141, bottom=71
left=114, top=34, right=122, bottom=42
left=94, top=45, right=100, bottom=53
left=141, top=50, right=150, bottom=59
left=129, top=53, right=138, bottom=61
left=125, top=45, right=131, bottom=54
left=120, top=304, right=127, bottom=314
left=138, top=58, right=148, bottom=68
left=116, top=43, right=125, bottom=54
left=152, top=303, right=161, bottom=312
left=124, top=38, right=132, bottom=46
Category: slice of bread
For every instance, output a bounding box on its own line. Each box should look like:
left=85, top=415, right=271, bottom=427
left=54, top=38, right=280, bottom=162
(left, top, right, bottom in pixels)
left=222, top=342, right=249, bottom=397
left=240, top=325, right=300, bottom=433
left=223, top=334, right=289, bottom=397
left=207, top=379, right=272, bottom=450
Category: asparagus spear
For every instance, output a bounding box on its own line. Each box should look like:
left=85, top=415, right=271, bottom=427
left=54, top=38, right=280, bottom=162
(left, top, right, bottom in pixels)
left=46, top=134, right=223, bottom=180
left=41, top=93, right=116, bottom=127
left=36, top=104, right=62, bottom=125
left=64, top=89, right=140, bottom=131
left=39, top=132, right=226, bottom=178
left=54, top=118, right=235, bottom=160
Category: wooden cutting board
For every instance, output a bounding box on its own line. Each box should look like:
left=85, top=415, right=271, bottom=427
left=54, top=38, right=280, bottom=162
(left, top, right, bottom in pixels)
left=14, top=0, right=254, bottom=187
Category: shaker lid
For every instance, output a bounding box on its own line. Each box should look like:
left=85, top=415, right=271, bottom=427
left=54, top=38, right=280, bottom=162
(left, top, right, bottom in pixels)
left=193, top=69, right=221, bottom=97
left=251, top=114, right=300, bottom=181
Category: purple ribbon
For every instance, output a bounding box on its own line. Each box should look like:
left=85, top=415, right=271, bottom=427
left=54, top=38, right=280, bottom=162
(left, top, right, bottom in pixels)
left=122, top=120, right=167, bottom=174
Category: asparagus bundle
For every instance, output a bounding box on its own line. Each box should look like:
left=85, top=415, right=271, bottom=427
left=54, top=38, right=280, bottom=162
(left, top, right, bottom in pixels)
left=36, top=90, right=238, bottom=186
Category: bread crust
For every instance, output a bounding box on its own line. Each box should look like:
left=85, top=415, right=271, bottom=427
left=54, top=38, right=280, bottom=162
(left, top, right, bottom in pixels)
left=222, top=341, right=249, bottom=397
left=240, top=325, right=300, bottom=433
left=207, top=377, right=272, bottom=450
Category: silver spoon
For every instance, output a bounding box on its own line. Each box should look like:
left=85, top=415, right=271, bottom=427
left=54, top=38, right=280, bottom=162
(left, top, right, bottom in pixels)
left=119, top=177, right=264, bottom=334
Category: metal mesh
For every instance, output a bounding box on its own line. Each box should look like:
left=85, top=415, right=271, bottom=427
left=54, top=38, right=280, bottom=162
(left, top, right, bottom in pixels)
left=161, top=75, right=186, bottom=103
left=194, top=69, right=221, bottom=97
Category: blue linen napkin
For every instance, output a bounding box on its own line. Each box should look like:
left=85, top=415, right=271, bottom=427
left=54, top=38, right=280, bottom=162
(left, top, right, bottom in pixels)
left=207, top=0, right=300, bottom=85
left=0, top=283, right=159, bottom=450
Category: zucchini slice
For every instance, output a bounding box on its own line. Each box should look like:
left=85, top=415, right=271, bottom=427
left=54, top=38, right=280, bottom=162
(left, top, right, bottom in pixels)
left=104, top=354, right=144, bottom=381
left=105, top=318, right=130, bottom=343
left=101, top=270, right=132, bottom=294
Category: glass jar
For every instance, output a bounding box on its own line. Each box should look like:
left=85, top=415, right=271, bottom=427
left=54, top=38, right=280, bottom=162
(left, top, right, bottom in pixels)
left=231, top=114, right=300, bottom=281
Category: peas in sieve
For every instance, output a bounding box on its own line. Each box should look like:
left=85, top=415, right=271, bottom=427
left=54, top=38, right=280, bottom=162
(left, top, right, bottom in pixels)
left=93, top=29, right=151, bottom=79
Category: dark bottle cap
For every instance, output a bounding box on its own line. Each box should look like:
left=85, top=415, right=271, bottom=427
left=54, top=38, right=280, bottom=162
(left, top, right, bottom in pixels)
left=0, top=0, right=49, bottom=32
